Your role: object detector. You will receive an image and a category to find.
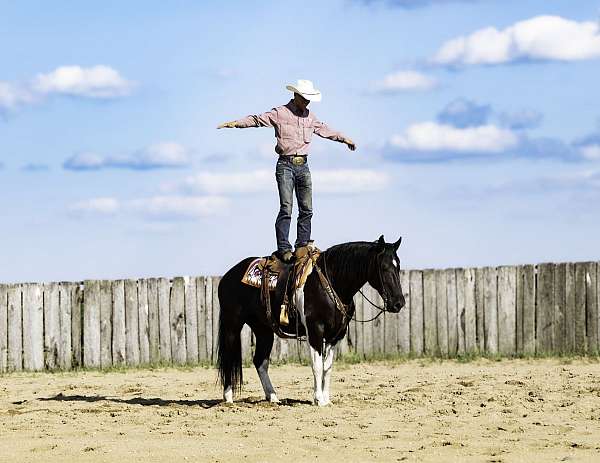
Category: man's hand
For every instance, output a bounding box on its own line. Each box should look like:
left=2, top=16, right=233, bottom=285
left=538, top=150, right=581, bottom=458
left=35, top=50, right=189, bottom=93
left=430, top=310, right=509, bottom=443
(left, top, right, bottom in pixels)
left=217, top=121, right=237, bottom=129
left=344, top=138, right=356, bottom=151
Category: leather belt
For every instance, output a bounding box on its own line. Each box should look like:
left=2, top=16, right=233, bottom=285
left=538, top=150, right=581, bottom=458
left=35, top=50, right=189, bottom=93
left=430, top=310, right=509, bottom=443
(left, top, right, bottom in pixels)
left=279, top=154, right=307, bottom=165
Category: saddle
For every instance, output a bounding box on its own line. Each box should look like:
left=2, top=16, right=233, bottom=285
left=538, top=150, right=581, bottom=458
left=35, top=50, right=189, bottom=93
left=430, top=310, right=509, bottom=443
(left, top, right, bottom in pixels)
left=241, top=243, right=321, bottom=334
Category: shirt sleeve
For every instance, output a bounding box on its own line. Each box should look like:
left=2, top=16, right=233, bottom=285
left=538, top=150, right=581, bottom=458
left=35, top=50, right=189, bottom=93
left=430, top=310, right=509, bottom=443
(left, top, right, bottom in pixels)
left=234, top=108, right=279, bottom=128
left=313, top=118, right=346, bottom=142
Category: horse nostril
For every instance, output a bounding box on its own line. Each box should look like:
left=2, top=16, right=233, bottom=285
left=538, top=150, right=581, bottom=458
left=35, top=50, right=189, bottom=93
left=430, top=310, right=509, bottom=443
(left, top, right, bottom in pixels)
left=393, top=301, right=403, bottom=311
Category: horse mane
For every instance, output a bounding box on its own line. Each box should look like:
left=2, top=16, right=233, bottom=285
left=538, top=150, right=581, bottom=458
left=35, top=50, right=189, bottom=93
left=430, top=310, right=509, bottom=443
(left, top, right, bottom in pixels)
left=321, top=241, right=376, bottom=288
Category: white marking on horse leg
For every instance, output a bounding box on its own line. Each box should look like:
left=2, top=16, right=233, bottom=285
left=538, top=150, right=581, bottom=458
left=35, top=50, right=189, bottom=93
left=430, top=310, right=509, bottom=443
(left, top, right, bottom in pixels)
left=296, top=287, right=326, bottom=406
left=223, top=386, right=233, bottom=404
left=322, top=344, right=335, bottom=405
left=269, top=393, right=279, bottom=403
left=309, top=344, right=326, bottom=406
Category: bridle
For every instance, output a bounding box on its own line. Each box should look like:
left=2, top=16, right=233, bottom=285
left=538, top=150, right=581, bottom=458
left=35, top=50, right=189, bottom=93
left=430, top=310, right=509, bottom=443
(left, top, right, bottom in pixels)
left=355, top=251, right=390, bottom=323
left=320, top=249, right=397, bottom=324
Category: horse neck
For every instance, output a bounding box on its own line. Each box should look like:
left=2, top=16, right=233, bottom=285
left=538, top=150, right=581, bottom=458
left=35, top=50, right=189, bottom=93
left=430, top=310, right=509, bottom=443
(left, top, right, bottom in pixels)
left=321, top=245, right=372, bottom=303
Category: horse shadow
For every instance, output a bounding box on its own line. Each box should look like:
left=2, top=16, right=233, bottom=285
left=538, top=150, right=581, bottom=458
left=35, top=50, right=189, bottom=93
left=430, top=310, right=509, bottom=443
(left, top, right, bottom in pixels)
left=38, top=393, right=311, bottom=409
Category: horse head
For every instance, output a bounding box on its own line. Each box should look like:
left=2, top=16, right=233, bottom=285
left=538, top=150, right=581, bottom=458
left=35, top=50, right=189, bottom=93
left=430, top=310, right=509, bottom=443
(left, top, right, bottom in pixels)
left=368, top=235, right=406, bottom=313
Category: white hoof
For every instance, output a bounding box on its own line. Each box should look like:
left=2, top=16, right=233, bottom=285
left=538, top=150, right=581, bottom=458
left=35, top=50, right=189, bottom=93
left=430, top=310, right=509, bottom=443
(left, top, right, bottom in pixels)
left=313, top=397, right=330, bottom=407
left=268, top=393, right=280, bottom=403
left=223, top=387, right=233, bottom=404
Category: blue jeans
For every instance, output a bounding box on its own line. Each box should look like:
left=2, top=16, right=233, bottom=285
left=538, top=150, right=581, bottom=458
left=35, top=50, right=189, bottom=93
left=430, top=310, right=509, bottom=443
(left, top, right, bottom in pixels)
left=275, top=158, right=313, bottom=253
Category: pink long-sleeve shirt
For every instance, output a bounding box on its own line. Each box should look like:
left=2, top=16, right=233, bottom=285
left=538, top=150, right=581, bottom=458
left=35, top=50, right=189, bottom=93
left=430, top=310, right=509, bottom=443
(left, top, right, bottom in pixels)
left=234, top=100, right=347, bottom=156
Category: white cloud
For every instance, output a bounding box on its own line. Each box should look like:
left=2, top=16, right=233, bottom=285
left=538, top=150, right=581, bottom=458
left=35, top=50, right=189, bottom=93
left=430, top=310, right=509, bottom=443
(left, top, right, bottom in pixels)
left=128, top=195, right=229, bottom=220
left=69, top=197, right=120, bottom=216
left=179, top=170, right=275, bottom=195
left=579, top=144, right=600, bottom=161
left=69, top=195, right=229, bottom=221
left=171, top=168, right=389, bottom=195
left=372, top=70, right=437, bottom=92
left=0, top=82, right=35, bottom=110
left=313, top=170, right=390, bottom=193
left=33, top=65, right=135, bottom=98
left=390, top=122, right=518, bottom=153
left=64, top=142, right=190, bottom=171
left=433, top=15, right=600, bottom=65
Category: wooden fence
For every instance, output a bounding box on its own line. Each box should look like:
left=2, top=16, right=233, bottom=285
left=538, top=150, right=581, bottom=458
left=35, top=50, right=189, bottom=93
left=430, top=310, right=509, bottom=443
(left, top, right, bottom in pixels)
left=0, top=261, right=599, bottom=372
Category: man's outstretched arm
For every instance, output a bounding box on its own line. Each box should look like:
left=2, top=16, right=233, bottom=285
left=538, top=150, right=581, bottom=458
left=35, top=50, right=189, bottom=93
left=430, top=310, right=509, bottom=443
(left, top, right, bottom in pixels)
left=217, top=108, right=278, bottom=129
left=313, top=119, right=356, bottom=151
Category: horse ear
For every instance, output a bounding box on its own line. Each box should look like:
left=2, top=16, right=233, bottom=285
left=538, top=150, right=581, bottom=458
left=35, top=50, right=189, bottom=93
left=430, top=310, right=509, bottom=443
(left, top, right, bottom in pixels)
left=377, top=235, right=385, bottom=247
left=393, top=236, right=402, bottom=250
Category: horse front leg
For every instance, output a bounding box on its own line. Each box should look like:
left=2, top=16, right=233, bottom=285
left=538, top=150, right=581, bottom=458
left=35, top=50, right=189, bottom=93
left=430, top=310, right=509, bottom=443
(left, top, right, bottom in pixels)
left=322, top=344, right=335, bottom=405
left=308, top=343, right=327, bottom=406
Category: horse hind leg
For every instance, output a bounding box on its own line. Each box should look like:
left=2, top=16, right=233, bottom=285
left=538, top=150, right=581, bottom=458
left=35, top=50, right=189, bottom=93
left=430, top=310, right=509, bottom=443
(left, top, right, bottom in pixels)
left=251, top=325, right=279, bottom=403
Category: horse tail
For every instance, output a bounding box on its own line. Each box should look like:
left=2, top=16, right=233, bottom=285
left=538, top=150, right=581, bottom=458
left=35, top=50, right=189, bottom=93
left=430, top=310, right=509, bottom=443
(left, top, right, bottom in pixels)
left=216, top=276, right=243, bottom=394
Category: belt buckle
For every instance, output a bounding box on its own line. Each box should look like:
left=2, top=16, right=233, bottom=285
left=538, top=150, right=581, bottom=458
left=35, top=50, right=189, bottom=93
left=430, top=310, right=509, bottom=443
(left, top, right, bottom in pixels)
left=292, top=156, right=304, bottom=166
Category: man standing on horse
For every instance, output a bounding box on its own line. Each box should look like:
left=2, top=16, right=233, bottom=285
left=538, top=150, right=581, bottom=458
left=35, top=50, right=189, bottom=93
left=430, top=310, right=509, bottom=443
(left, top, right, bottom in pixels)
left=217, top=79, right=356, bottom=262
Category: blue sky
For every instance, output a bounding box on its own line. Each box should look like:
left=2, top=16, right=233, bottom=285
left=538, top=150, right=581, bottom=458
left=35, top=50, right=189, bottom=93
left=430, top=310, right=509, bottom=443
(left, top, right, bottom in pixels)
left=1, top=0, right=600, bottom=282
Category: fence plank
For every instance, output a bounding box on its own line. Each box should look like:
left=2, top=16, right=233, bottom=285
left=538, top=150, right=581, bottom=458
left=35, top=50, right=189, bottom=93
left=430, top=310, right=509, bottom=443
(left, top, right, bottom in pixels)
left=475, top=268, right=485, bottom=352
left=195, top=277, right=208, bottom=362
left=446, top=269, right=458, bottom=356
left=423, top=270, right=438, bottom=355
left=536, top=263, right=555, bottom=354
left=99, top=280, right=112, bottom=368
left=574, top=263, right=587, bottom=353
left=138, top=279, right=150, bottom=365
left=82, top=280, right=101, bottom=368
left=522, top=265, right=536, bottom=355
left=184, top=277, right=199, bottom=364
left=398, top=270, right=410, bottom=355
left=112, top=280, right=126, bottom=366
left=553, top=263, right=567, bottom=355
left=353, top=290, right=365, bottom=357
left=497, top=266, right=516, bottom=355
left=585, top=262, right=598, bottom=355
left=362, top=284, right=375, bottom=356
left=409, top=270, right=423, bottom=355
left=435, top=270, right=448, bottom=356
left=43, top=283, right=60, bottom=370
left=456, top=270, right=465, bottom=354
left=170, top=277, right=187, bottom=365
left=125, top=279, right=140, bottom=366
left=205, top=277, right=214, bottom=362
left=147, top=278, right=160, bottom=363
left=564, top=263, right=576, bottom=353
left=7, top=284, right=22, bottom=371
left=463, top=268, right=477, bottom=353
left=157, top=277, right=171, bottom=362
left=58, top=282, right=75, bottom=370
left=211, top=277, right=221, bottom=363
left=58, top=283, right=72, bottom=370
left=371, top=285, right=384, bottom=355
left=22, top=283, right=44, bottom=371
left=71, top=283, right=83, bottom=368
left=0, top=285, right=7, bottom=372
left=483, top=267, right=498, bottom=354
left=241, top=324, right=252, bottom=363
left=598, top=262, right=600, bottom=356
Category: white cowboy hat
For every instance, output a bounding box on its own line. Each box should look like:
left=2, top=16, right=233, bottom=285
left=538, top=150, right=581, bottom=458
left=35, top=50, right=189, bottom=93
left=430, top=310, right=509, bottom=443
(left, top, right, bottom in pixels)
left=285, top=79, right=322, bottom=102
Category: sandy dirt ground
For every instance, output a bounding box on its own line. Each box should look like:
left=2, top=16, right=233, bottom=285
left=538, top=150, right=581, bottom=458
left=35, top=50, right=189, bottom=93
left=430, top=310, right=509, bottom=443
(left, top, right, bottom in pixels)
left=1, top=358, right=600, bottom=462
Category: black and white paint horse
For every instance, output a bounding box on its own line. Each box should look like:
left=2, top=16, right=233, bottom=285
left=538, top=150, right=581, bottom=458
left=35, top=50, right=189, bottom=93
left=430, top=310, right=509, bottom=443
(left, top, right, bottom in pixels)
left=217, top=236, right=405, bottom=406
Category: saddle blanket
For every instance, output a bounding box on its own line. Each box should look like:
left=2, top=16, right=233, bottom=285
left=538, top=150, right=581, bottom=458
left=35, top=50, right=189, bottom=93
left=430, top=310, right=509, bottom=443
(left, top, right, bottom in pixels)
left=241, top=258, right=278, bottom=290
